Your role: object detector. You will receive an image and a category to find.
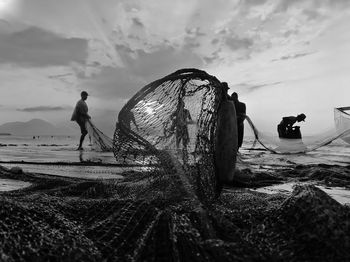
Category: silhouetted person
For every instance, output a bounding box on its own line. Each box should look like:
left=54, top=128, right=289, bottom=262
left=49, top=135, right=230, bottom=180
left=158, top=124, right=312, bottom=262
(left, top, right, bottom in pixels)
left=221, top=82, right=231, bottom=100
left=169, top=100, right=193, bottom=149
left=214, top=82, right=238, bottom=195
left=71, top=91, right=91, bottom=150
left=230, top=92, right=246, bottom=150
left=277, top=113, right=306, bottom=139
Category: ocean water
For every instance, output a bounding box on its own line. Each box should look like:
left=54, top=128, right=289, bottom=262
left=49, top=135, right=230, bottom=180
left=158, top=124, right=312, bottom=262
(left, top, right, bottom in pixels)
left=0, top=135, right=123, bottom=179
left=238, top=137, right=350, bottom=171
left=0, top=134, right=349, bottom=203
left=0, top=134, right=349, bottom=173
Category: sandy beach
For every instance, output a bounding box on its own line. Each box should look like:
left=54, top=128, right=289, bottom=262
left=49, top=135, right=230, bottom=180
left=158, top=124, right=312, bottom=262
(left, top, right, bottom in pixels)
left=0, top=158, right=349, bottom=261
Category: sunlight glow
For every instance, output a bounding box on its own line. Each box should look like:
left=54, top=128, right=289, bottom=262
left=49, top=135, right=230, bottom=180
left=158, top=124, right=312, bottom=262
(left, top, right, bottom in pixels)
left=144, top=105, right=154, bottom=115
left=0, top=0, right=16, bottom=17
left=139, top=101, right=164, bottom=115
left=0, top=0, right=10, bottom=11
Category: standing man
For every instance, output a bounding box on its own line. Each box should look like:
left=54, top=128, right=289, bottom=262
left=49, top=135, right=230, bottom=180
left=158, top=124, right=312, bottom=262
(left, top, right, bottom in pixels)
left=230, top=92, right=246, bottom=150
left=71, top=91, right=91, bottom=150
left=169, top=100, right=193, bottom=149
left=214, top=82, right=238, bottom=194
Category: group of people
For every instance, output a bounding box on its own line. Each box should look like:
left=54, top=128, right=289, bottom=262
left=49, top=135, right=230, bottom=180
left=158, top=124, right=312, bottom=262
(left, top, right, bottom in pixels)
left=71, top=86, right=305, bottom=151
left=167, top=83, right=247, bottom=152
left=220, top=82, right=246, bottom=151
left=70, top=85, right=248, bottom=152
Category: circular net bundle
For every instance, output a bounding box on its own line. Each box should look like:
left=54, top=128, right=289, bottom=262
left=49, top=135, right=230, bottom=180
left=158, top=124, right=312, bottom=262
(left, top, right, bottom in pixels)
left=113, top=68, right=224, bottom=201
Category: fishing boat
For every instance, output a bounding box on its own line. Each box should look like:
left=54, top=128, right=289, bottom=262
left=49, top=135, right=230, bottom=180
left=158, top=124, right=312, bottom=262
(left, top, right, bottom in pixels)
left=334, top=107, right=350, bottom=144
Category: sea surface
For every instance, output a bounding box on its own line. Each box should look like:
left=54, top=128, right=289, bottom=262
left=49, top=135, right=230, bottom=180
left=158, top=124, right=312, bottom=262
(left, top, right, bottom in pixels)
left=0, top=135, right=123, bottom=179
left=238, top=137, right=350, bottom=171
left=0, top=134, right=349, bottom=203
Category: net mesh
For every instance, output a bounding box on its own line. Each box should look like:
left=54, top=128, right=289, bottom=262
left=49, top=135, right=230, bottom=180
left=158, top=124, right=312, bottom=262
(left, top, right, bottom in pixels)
left=245, top=113, right=350, bottom=154
left=113, top=68, right=224, bottom=201
left=334, top=107, right=350, bottom=144
left=87, top=120, right=113, bottom=152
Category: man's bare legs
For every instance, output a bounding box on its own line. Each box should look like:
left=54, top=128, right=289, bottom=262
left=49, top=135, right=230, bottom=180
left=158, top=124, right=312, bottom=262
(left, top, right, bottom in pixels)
left=77, top=122, right=88, bottom=150
left=78, top=133, right=87, bottom=150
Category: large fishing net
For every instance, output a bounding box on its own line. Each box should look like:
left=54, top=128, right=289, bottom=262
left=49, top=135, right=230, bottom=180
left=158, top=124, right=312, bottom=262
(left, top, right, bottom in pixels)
left=245, top=110, right=350, bottom=154
left=112, top=68, right=224, bottom=201
left=85, top=68, right=350, bottom=202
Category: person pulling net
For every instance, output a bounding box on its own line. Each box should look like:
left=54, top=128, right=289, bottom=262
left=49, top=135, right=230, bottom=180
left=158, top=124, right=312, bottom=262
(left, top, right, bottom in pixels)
left=245, top=114, right=350, bottom=154
left=277, top=113, right=306, bottom=139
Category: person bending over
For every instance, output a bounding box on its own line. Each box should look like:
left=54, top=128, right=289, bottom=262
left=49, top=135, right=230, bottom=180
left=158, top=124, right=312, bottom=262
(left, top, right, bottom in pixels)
left=277, top=113, right=306, bottom=139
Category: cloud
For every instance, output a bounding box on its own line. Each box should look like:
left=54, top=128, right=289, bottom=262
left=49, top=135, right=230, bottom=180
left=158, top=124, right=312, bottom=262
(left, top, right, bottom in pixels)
left=225, top=35, right=254, bottom=51
left=132, top=17, right=144, bottom=28
left=203, top=49, right=221, bottom=64
left=0, top=19, right=11, bottom=26
left=0, top=26, right=88, bottom=67
left=81, top=44, right=204, bottom=101
left=231, top=81, right=283, bottom=93
left=185, top=27, right=206, bottom=37
left=79, top=66, right=145, bottom=100
left=271, top=52, right=314, bottom=62
left=274, top=0, right=350, bottom=14
left=116, top=44, right=203, bottom=80
left=17, top=106, right=69, bottom=112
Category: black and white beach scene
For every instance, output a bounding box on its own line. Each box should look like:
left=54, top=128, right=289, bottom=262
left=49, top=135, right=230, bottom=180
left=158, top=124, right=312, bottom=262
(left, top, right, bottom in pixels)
left=0, top=1, right=350, bottom=261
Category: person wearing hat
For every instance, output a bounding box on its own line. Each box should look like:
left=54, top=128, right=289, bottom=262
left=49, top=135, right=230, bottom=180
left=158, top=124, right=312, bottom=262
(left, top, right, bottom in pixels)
left=277, top=113, right=306, bottom=139
left=71, top=91, right=91, bottom=150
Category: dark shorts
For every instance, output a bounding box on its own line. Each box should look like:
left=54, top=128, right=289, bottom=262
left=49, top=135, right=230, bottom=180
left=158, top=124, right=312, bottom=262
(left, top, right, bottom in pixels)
left=77, top=120, right=88, bottom=135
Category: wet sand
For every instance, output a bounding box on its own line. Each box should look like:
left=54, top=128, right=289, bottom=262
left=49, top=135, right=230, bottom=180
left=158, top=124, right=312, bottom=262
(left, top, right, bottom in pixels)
left=0, top=178, right=31, bottom=191
left=1, top=162, right=125, bottom=180
left=0, top=163, right=349, bottom=261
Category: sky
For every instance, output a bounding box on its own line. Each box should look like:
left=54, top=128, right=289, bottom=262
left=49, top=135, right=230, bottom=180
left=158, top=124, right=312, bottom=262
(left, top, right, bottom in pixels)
left=0, top=0, right=350, bottom=136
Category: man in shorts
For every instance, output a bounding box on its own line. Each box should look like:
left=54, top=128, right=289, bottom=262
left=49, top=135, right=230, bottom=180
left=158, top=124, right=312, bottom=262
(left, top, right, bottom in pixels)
left=71, top=91, right=91, bottom=150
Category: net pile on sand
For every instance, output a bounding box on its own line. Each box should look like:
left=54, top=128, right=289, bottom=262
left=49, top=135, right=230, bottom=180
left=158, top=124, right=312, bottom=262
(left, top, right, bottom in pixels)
left=1, top=165, right=349, bottom=262
left=113, top=68, right=225, bottom=201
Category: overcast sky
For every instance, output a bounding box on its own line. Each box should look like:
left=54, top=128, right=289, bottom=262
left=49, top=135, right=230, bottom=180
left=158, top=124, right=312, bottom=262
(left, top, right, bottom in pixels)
left=0, top=0, right=349, bottom=135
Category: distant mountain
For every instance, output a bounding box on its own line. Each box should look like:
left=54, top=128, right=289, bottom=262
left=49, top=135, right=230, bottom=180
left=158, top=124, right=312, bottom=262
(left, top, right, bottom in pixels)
left=0, top=119, right=76, bottom=136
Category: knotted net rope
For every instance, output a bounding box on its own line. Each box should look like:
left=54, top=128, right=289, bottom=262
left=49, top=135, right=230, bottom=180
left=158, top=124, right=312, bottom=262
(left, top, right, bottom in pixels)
left=245, top=115, right=350, bottom=154
left=113, top=68, right=224, bottom=201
